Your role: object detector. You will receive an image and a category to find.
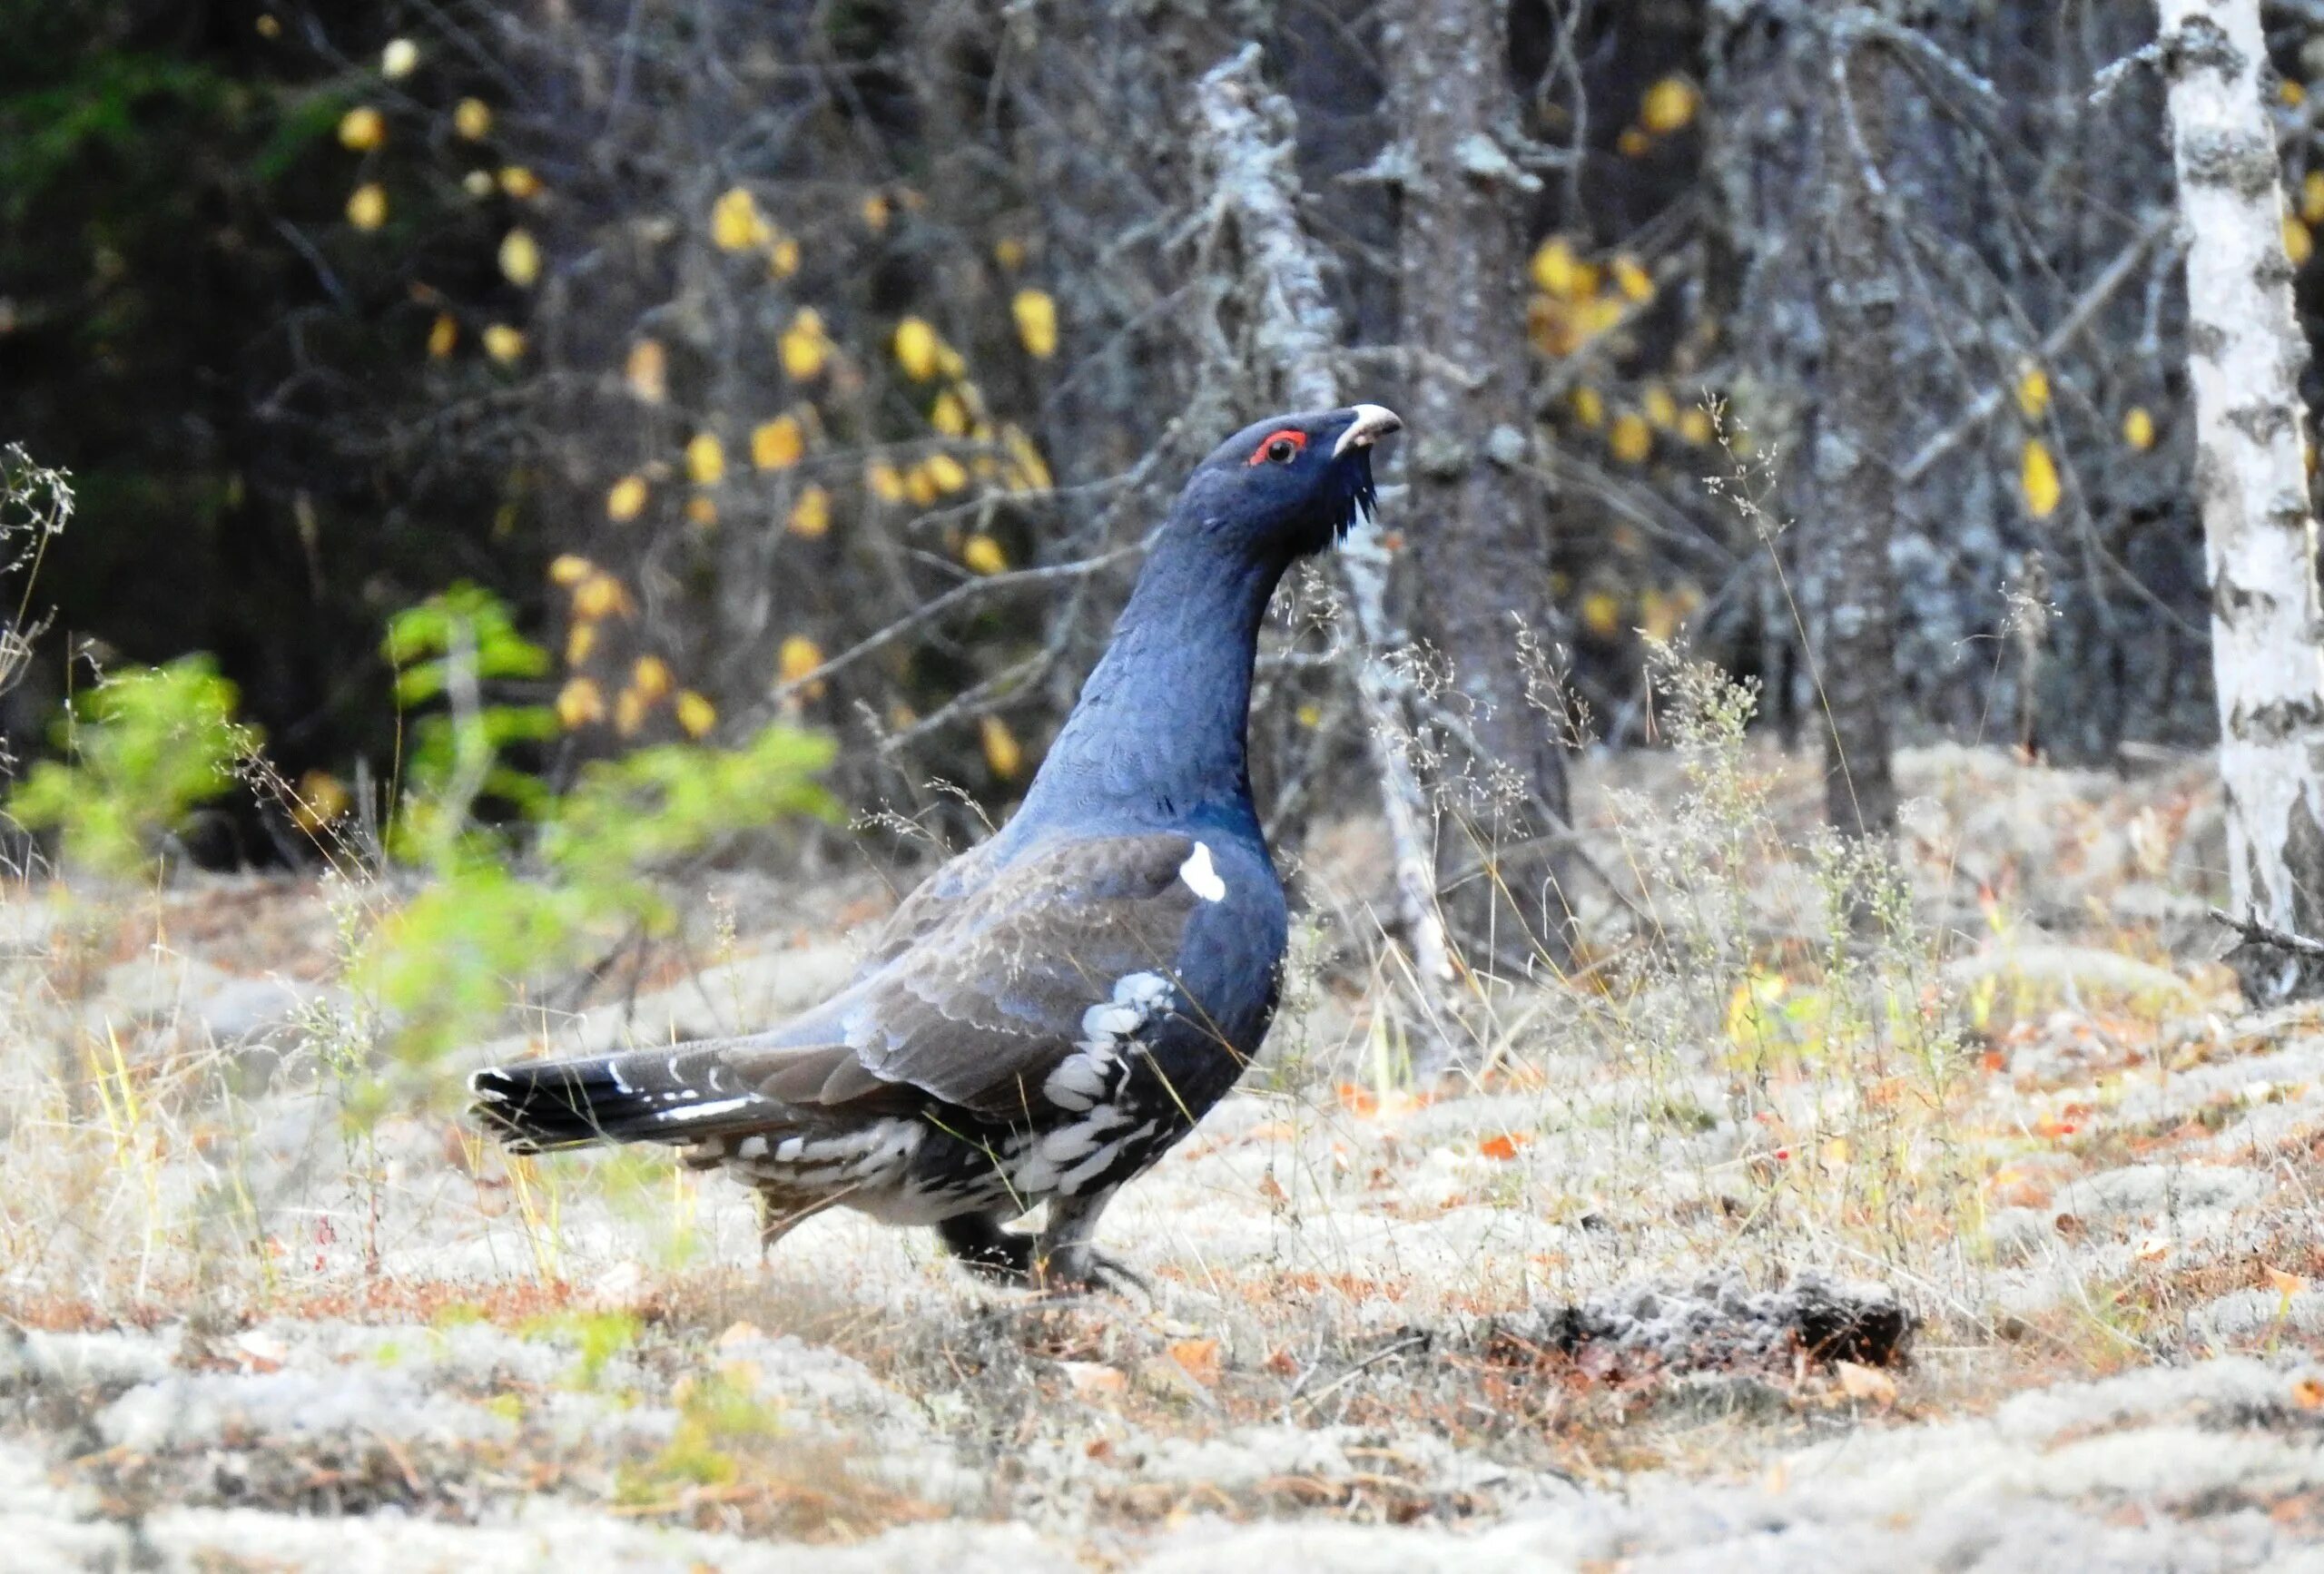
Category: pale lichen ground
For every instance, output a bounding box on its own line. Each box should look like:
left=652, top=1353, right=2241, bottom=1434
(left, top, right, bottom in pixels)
left=6, top=746, right=2324, bottom=1571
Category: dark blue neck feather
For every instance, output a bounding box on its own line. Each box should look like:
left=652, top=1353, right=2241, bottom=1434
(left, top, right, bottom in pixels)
left=1008, top=526, right=1285, bottom=843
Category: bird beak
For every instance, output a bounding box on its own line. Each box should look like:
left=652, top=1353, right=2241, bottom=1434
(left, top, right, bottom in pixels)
left=1332, top=404, right=1403, bottom=458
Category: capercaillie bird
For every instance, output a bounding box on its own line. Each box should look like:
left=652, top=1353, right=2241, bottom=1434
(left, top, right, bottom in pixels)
left=470, top=403, right=1403, bottom=1289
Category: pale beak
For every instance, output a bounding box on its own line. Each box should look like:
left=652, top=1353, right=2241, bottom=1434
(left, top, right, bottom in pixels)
left=1332, top=403, right=1403, bottom=458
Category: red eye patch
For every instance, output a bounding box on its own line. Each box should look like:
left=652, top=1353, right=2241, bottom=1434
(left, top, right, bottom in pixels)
left=1247, top=428, right=1308, bottom=466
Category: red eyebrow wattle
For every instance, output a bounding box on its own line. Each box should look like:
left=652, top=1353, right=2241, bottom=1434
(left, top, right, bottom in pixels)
left=1246, top=428, right=1308, bottom=465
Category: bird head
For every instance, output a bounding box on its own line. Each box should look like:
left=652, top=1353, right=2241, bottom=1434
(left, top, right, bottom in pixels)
left=1177, top=404, right=1403, bottom=564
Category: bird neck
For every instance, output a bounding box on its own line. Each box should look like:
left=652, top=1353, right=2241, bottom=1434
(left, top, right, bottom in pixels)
left=1013, top=529, right=1285, bottom=841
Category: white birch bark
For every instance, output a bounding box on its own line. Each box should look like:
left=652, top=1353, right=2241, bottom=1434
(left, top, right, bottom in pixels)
left=2161, top=0, right=2324, bottom=989
left=1193, top=47, right=1454, bottom=997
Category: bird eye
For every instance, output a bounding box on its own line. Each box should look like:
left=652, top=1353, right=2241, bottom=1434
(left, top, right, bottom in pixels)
left=1248, top=428, right=1308, bottom=467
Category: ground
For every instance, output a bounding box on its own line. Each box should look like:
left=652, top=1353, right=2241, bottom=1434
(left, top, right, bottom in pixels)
left=6, top=744, right=2324, bottom=1572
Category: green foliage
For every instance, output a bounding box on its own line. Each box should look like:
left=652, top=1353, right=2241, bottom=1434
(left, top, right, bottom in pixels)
left=616, top=1364, right=785, bottom=1501
left=7, top=656, right=251, bottom=878
left=520, top=1307, right=643, bottom=1390
left=384, top=583, right=559, bottom=852
left=364, top=599, right=838, bottom=1060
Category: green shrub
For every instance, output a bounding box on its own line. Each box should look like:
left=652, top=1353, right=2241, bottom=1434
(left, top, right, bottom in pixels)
left=7, top=654, right=250, bottom=878
left=364, top=710, right=838, bottom=1063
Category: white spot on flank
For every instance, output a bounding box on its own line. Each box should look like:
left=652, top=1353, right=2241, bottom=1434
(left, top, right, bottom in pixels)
left=1179, top=841, right=1226, bottom=902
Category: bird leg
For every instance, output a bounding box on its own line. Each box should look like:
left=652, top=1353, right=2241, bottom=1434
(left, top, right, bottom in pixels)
left=937, top=1211, right=1035, bottom=1280
left=1031, top=1188, right=1147, bottom=1295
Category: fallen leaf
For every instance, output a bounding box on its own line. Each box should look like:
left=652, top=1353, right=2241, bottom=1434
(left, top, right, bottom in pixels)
left=1061, top=1361, right=1126, bottom=1398
left=1480, top=1133, right=1529, bottom=1161
left=1167, top=1337, right=1222, bottom=1387
left=1835, top=1359, right=1897, bottom=1405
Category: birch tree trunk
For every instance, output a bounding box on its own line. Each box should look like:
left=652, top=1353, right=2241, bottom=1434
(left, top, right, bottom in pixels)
left=2161, top=0, right=2324, bottom=999
left=1391, top=0, right=1573, bottom=975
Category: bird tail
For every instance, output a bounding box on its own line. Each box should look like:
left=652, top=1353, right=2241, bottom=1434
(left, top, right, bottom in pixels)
left=468, top=1045, right=777, bottom=1154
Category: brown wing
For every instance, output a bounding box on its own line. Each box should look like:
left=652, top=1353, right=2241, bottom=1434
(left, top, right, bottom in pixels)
left=733, top=832, right=1203, bottom=1120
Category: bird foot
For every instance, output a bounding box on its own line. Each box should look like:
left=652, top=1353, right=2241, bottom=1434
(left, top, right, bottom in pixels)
left=1032, top=1247, right=1150, bottom=1300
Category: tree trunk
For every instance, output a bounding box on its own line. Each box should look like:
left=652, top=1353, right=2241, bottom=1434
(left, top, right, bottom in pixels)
left=1810, top=24, right=1903, bottom=838
left=2162, top=0, right=2324, bottom=1001
left=1390, top=0, right=1571, bottom=975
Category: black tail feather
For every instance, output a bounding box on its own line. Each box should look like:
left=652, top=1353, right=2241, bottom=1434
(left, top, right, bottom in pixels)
left=468, top=1046, right=775, bottom=1153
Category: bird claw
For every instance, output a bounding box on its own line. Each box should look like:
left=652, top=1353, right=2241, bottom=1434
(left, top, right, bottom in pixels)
left=1033, top=1248, right=1151, bottom=1300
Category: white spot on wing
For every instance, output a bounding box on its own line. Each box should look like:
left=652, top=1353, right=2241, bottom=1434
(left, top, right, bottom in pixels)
left=1179, top=841, right=1226, bottom=902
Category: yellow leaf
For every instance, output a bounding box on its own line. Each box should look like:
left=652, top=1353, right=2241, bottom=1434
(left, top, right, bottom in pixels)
left=893, top=317, right=942, bottom=381
left=931, top=390, right=970, bottom=437
left=1618, top=126, right=1651, bottom=158
left=905, top=464, right=940, bottom=507
left=2305, top=171, right=2324, bottom=225
left=2288, top=215, right=2315, bottom=267
left=686, top=432, right=726, bottom=486
left=1581, top=589, right=1623, bottom=638
left=1640, top=75, right=1699, bottom=134
left=1642, top=383, right=1679, bottom=429
left=751, top=416, right=804, bottom=470
left=675, top=690, right=716, bottom=738
left=2123, top=406, right=2156, bottom=451
left=565, top=621, right=596, bottom=664
left=605, top=475, right=647, bottom=522
left=1012, top=289, right=1059, bottom=358
left=614, top=686, right=649, bottom=736
left=1610, top=254, right=1654, bottom=303
left=338, top=106, right=386, bottom=151
left=1609, top=411, right=1652, bottom=464
left=993, top=236, right=1027, bottom=270
left=777, top=634, right=824, bottom=694
left=1677, top=406, right=1715, bottom=446
left=866, top=460, right=908, bottom=503
left=381, top=38, right=419, bottom=79
left=573, top=572, right=633, bottom=620
left=549, top=554, right=594, bottom=586
left=1295, top=702, right=1322, bottom=728
left=1531, top=237, right=1581, bottom=299
left=497, top=228, right=541, bottom=288
left=925, top=453, right=970, bottom=494
left=632, top=655, right=674, bottom=700
left=625, top=339, right=667, bottom=404
left=861, top=192, right=890, bottom=231
left=779, top=310, right=828, bottom=380
left=1000, top=426, right=1052, bottom=491
left=556, top=677, right=606, bottom=729
left=961, top=532, right=1007, bottom=575
left=685, top=496, right=718, bottom=526
left=427, top=312, right=458, bottom=359
left=980, top=714, right=1023, bottom=780
left=2284, top=80, right=2309, bottom=107
left=290, top=770, right=350, bottom=833
left=2014, top=361, right=2050, bottom=420
left=454, top=98, right=492, bottom=140
left=1570, top=387, right=1605, bottom=429
left=346, top=182, right=388, bottom=231
left=768, top=237, right=800, bottom=278
left=482, top=323, right=526, bottom=363
left=788, top=485, right=832, bottom=538
left=2020, top=438, right=2062, bottom=517
left=712, top=186, right=768, bottom=251
left=497, top=165, right=541, bottom=200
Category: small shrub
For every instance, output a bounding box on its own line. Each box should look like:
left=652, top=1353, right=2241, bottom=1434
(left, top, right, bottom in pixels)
left=6, top=654, right=251, bottom=878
